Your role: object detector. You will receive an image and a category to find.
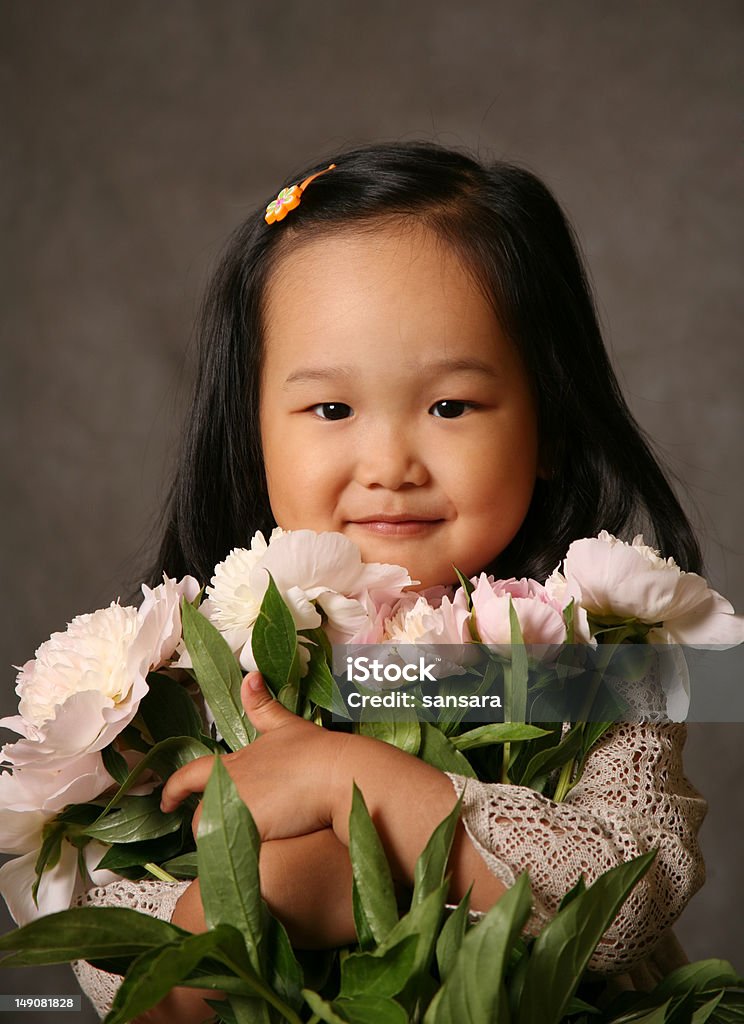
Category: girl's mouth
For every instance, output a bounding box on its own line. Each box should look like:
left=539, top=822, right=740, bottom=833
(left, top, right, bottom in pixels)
left=350, top=520, right=443, bottom=536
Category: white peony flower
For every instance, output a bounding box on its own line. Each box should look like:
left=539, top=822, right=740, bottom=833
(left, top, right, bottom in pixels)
left=177, top=529, right=416, bottom=671
left=15, top=603, right=141, bottom=728
left=546, top=531, right=744, bottom=647
left=254, top=530, right=416, bottom=645
left=384, top=592, right=460, bottom=645
left=203, top=528, right=284, bottom=648
left=0, top=753, right=118, bottom=924
left=1, top=574, right=200, bottom=764
left=371, top=589, right=477, bottom=682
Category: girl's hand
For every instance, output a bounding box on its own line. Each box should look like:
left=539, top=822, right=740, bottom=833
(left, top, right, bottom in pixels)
left=160, top=674, right=507, bottom=911
left=159, top=672, right=350, bottom=842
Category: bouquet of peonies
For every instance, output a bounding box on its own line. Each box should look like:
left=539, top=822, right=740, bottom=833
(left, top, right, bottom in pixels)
left=2, top=529, right=744, bottom=1024
left=2, top=528, right=744, bottom=931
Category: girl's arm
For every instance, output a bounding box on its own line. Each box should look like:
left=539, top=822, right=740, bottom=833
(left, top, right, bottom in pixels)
left=73, top=831, right=356, bottom=1023
left=172, top=828, right=358, bottom=947
left=137, top=808, right=504, bottom=1024
left=161, top=674, right=510, bottom=913
left=442, top=719, right=707, bottom=975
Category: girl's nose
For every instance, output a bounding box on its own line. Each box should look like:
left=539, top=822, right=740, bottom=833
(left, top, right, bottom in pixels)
left=354, top=428, right=429, bottom=490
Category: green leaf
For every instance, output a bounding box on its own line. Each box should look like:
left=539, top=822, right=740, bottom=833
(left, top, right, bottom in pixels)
left=505, top=600, right=529, bottom=725
left=181, top=597, right=254, bottom=751
left=609, top=999, right=674, bottom=1024
left=377, top=882, right=449, bottom=1016
left=348, top=783, right=399, bottom=947
left=83, top=793, right=183, bottom=844
left=197, top=755, right=265, bottom=974
left=507, top=941, right=531, bottom=1018
left=205, top=999, right=239, bottom=1024
left=94, top=830, right=187, bottom=871
left=563, top=599, right=576, bottom=645
left=101, top=744, right=130, bottom=785
left=264, top=910, right=305, bottom=1012
left=302, top=628, right=350, bottom=716
left=517, top=724, right=584, bottom=790
left=105, top=930, right=224, bottom=1024
left=0, top=906, right=185, bottom=966
left=32, top=819, right=66, bottom=906
left=333, top=994, right=409, bottom=1023
left=161, top=851, right=200, bottom=878
left=417, top=723, right=477, bottom=777
left=435, top=887, right=473, bottom=983
left=251, top=571, right=302, bottom=700
left=452, top=723, right=551, bottom=750
left=351, top=878, right=377, bottom=953
left=558, top=874, right=586, bottom=911
left=412, top=791, right=463, bottom=906
left=691, top=991, right=725, bottom=1023
left=339, top=935, right=419, bottom=998
left=453, top=566, right=475, bottom=608
left=516, top=850, right=658, bottom=1024
left=435, top=657, right=501, bottom=736
left=423, top=871, right=532, bottom=1024
left=652, top=959, right=742, bottom=999
left=192, top=976, right=279, bottom=1024
left=358, top=716, right=421, bottom=757
left=139, top=671, right=205, bottom=742
left=303, top=989, right=408, bottom=1024
left=94, top=735, right=213, bottom=822
left=564, top=997, right=601, bottom=1016
left=580, top=721, right=614, bottom=758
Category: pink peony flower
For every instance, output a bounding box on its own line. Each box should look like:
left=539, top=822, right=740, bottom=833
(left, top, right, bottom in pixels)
left=353, top=587, right=475, bottom=683
left=545, top=531, right=744, bottom=647
left=383, top=590, right=462, bottom=646
left=465, top=574, right=571, bottom=659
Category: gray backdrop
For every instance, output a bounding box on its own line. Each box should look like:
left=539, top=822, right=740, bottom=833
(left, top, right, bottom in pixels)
left=2, top=2, right=742, bottom=1019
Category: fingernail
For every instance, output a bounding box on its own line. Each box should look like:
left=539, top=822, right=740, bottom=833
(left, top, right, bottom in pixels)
left=248, top=672, right=264, bottom=692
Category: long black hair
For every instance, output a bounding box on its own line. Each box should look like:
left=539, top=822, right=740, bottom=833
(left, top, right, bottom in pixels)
left=136, top=140, right=703, bottom=598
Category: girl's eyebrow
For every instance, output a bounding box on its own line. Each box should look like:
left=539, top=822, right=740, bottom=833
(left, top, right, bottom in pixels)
left=282, top=357, right=502, bottom=388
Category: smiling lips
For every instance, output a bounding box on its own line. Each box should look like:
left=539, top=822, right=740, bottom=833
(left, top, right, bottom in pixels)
left=350, top=513, right=444, bottom=535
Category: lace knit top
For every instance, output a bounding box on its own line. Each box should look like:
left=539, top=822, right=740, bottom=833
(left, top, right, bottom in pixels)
left=71, top=688, right=707, bottom=1017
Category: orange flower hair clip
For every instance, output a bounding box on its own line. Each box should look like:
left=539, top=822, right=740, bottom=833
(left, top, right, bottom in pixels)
left=264, top=163, right=337, bottom=225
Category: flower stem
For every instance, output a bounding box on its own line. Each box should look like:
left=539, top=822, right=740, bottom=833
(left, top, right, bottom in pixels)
left=144, top=862, right=178, bottom=883
left=553, top=758, right=574, bottom=803
left=217, top=953, right=305, bottom=1024
left=553, top=639, right=626, bottom=803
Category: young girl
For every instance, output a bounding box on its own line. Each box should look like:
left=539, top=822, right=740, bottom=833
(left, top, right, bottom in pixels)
left=72, top=141, right=708, bottom=1021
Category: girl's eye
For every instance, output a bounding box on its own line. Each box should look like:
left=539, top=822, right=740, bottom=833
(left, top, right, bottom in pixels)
left=430, top=400, right=475, bottom=419
left=310, top=402, right=352, bottom=421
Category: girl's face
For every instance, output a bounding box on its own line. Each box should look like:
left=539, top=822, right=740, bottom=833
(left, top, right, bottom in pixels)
left=259, top=224, right=542, bottom=590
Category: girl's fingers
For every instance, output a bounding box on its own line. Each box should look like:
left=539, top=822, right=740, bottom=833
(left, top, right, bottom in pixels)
left=160, top=756, right=214, bottom=812
left=240, top=672, right=302, bottom=732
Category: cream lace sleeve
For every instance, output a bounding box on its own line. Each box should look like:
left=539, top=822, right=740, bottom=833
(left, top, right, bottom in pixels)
left=71, top=878, right=190, bottom=1019
left=445, top=716, right=707, bottom=974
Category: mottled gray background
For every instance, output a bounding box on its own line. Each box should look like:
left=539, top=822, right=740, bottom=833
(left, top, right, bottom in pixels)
left=1, top=1, right=742, bottom=1018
